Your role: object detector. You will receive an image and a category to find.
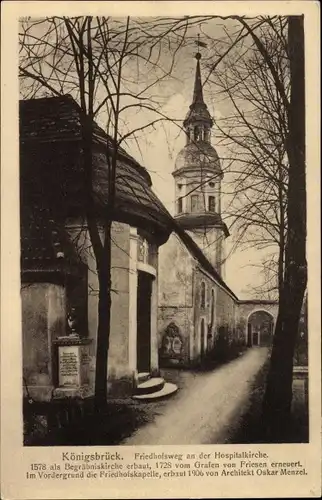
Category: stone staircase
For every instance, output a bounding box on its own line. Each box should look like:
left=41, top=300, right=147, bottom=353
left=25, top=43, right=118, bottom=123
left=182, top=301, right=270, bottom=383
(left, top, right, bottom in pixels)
left=132, top=372, right=178, bottom=401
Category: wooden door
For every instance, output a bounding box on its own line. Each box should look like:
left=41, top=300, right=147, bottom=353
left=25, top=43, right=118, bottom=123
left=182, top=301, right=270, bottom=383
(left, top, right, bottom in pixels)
left=137, top=271, right=152, bottom=372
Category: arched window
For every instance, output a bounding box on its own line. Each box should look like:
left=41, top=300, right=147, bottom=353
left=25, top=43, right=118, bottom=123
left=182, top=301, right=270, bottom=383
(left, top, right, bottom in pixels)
left=200, top=318, right=205, bottom=356
left=177, top=196, right=183, bottom=214
left=194, top=126, right=200, bottom=142
left=210, top=288, right=215, bottom=329
left=208, top=196, right=216, bottom=212
left=191, top=194, right=199, bottom=213
left=200, top=281, right=206, bottom=309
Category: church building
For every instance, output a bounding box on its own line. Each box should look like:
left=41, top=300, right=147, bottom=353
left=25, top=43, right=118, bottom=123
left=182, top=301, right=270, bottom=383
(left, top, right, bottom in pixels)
left=158, top=52, right=278, bottom=367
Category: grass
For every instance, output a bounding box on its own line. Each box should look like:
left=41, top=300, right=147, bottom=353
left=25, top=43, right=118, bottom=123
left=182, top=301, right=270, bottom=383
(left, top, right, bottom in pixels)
left=24, top=398, right=153, bottom=446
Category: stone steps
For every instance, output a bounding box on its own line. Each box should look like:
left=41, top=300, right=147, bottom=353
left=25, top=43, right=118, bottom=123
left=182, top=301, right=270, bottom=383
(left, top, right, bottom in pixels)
left=133, top=382, right=178, bottom=401
left=133, top=372, right=178, bottom=401
left=137, top=372, right=151, bottom=384
left=136, top=377, right=165, bottom=395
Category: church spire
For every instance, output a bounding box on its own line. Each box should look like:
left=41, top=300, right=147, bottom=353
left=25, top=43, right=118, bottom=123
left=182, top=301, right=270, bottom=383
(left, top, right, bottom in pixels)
left=192, top=52, right=205, bottom=105
left=183, top=51, right=213, bottom=130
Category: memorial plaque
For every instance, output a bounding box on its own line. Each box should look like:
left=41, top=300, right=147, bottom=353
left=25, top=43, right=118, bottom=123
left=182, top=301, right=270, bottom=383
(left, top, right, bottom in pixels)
left=58, top=345, right=80, bottom=387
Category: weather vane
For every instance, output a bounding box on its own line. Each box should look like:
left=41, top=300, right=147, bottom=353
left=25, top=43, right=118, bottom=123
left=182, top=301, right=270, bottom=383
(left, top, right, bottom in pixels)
left=195, top=33, right=207, bottom=59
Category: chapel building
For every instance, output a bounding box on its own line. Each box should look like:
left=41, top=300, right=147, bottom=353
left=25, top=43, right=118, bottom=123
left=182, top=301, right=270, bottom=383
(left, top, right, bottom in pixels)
left=20, top=95, right=177, bottom=402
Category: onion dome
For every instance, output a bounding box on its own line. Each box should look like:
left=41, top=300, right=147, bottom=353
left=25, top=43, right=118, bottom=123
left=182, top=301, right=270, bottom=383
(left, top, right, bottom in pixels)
left=174, top=141, right=221, bottom=174
left=173, top=52, right=222, bottom=176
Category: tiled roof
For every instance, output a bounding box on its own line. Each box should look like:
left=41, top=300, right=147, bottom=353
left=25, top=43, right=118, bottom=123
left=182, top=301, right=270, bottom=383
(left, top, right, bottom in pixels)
left=21, top=203, right=82, bottom=278
left=238, top=299, right=278, bottom=305
left=20, top=95, right=172, bottom=243
left=19, top=95, right=151, bottom=184
left=92, top=152, right=171, bottom=230
left=20, top=95, right=81, bottom=143
left=174, top=212, right=229, bottom=237
left=172, top=220, right=238, bottom=301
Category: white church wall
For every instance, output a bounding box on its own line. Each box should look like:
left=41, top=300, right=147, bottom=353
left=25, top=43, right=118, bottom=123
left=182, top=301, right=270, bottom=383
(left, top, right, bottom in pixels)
left=158, top=306, right=194, bottom=366
left=158, top=233, right=194, bottom=366
left=187, top=228, right=223, bottom=275
left=158, top=233, right=193, bottom=307
left=216, top=286, right=237, bottom=338
left=192, top=268, right=217, bottom=361
left=236, top=301, right=278, bottom=346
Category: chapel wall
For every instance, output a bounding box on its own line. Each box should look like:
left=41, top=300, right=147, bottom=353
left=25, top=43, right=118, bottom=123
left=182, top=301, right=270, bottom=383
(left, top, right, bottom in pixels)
left=67, top=219, right=132, bottom=396
left=22, top=282, right=66, bottom=401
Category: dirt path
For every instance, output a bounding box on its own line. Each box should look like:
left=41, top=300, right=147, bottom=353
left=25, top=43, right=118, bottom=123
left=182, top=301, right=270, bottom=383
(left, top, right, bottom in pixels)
left=122, top=348, right=269, bottom=445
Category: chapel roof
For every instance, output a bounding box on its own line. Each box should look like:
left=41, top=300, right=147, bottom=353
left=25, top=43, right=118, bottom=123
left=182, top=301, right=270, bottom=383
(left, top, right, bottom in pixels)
left=21, top=203, right=83, bottom=281
left=19, top=95, right=172, bottom=244
left=19, top=95, right=152, bottom=185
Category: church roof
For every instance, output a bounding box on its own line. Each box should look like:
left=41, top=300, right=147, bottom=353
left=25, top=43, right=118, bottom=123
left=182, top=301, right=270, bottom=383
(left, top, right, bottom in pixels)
left=175, top=212, right=229, bottom=237
left=238, top=299, right=278, bottom=305
left=172, top=220, right=238, bottom=300
left=174, top=141, right=221, bottom=173
left=174, top=53, right=221, bottom=175
left=20, top=95, right=173, bottom=244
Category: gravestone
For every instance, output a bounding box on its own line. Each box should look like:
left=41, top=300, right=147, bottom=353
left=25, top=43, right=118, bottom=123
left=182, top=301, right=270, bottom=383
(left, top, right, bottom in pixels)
left=160, top=322, right=184, bottom=366
left=59, top=345, right=80, bottom=387
left=53, top=336, right=92, bottom=396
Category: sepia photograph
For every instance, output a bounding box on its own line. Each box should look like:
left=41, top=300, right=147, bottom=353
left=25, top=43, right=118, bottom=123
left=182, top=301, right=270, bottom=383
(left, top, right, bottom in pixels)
left=18, top=12, right=311, bottom=448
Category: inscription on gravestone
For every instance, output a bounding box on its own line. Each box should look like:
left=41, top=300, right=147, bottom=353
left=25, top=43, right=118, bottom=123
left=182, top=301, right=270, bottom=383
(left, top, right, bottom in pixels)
left=58, top=346, right=80, bottom=387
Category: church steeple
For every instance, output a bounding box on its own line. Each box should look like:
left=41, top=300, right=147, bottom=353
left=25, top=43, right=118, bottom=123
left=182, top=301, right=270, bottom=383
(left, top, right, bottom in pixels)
left=183, top=52, right=213, bottom=134
left=172, top=49, right=229, bottom=276
left=192, top=53, right=204, bottom=105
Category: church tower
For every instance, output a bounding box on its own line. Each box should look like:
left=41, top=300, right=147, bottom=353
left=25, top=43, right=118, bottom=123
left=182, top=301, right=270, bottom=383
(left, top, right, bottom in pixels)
left=173, top=51, right=229, bottom=276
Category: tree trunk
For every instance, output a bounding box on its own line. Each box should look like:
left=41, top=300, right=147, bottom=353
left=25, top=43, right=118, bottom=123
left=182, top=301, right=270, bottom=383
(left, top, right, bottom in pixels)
left=262, top=15, right=307, bottom=441
left=81, top=115, right=112, bottom=410
left=278, top=165, right=286, bottom=298
left=94, top=220, right=112, bottom=410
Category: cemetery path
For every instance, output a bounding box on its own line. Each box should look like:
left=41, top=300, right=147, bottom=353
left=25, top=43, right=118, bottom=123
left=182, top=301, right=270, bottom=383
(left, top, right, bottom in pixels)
left=121, top=347, right=269, bottom=445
